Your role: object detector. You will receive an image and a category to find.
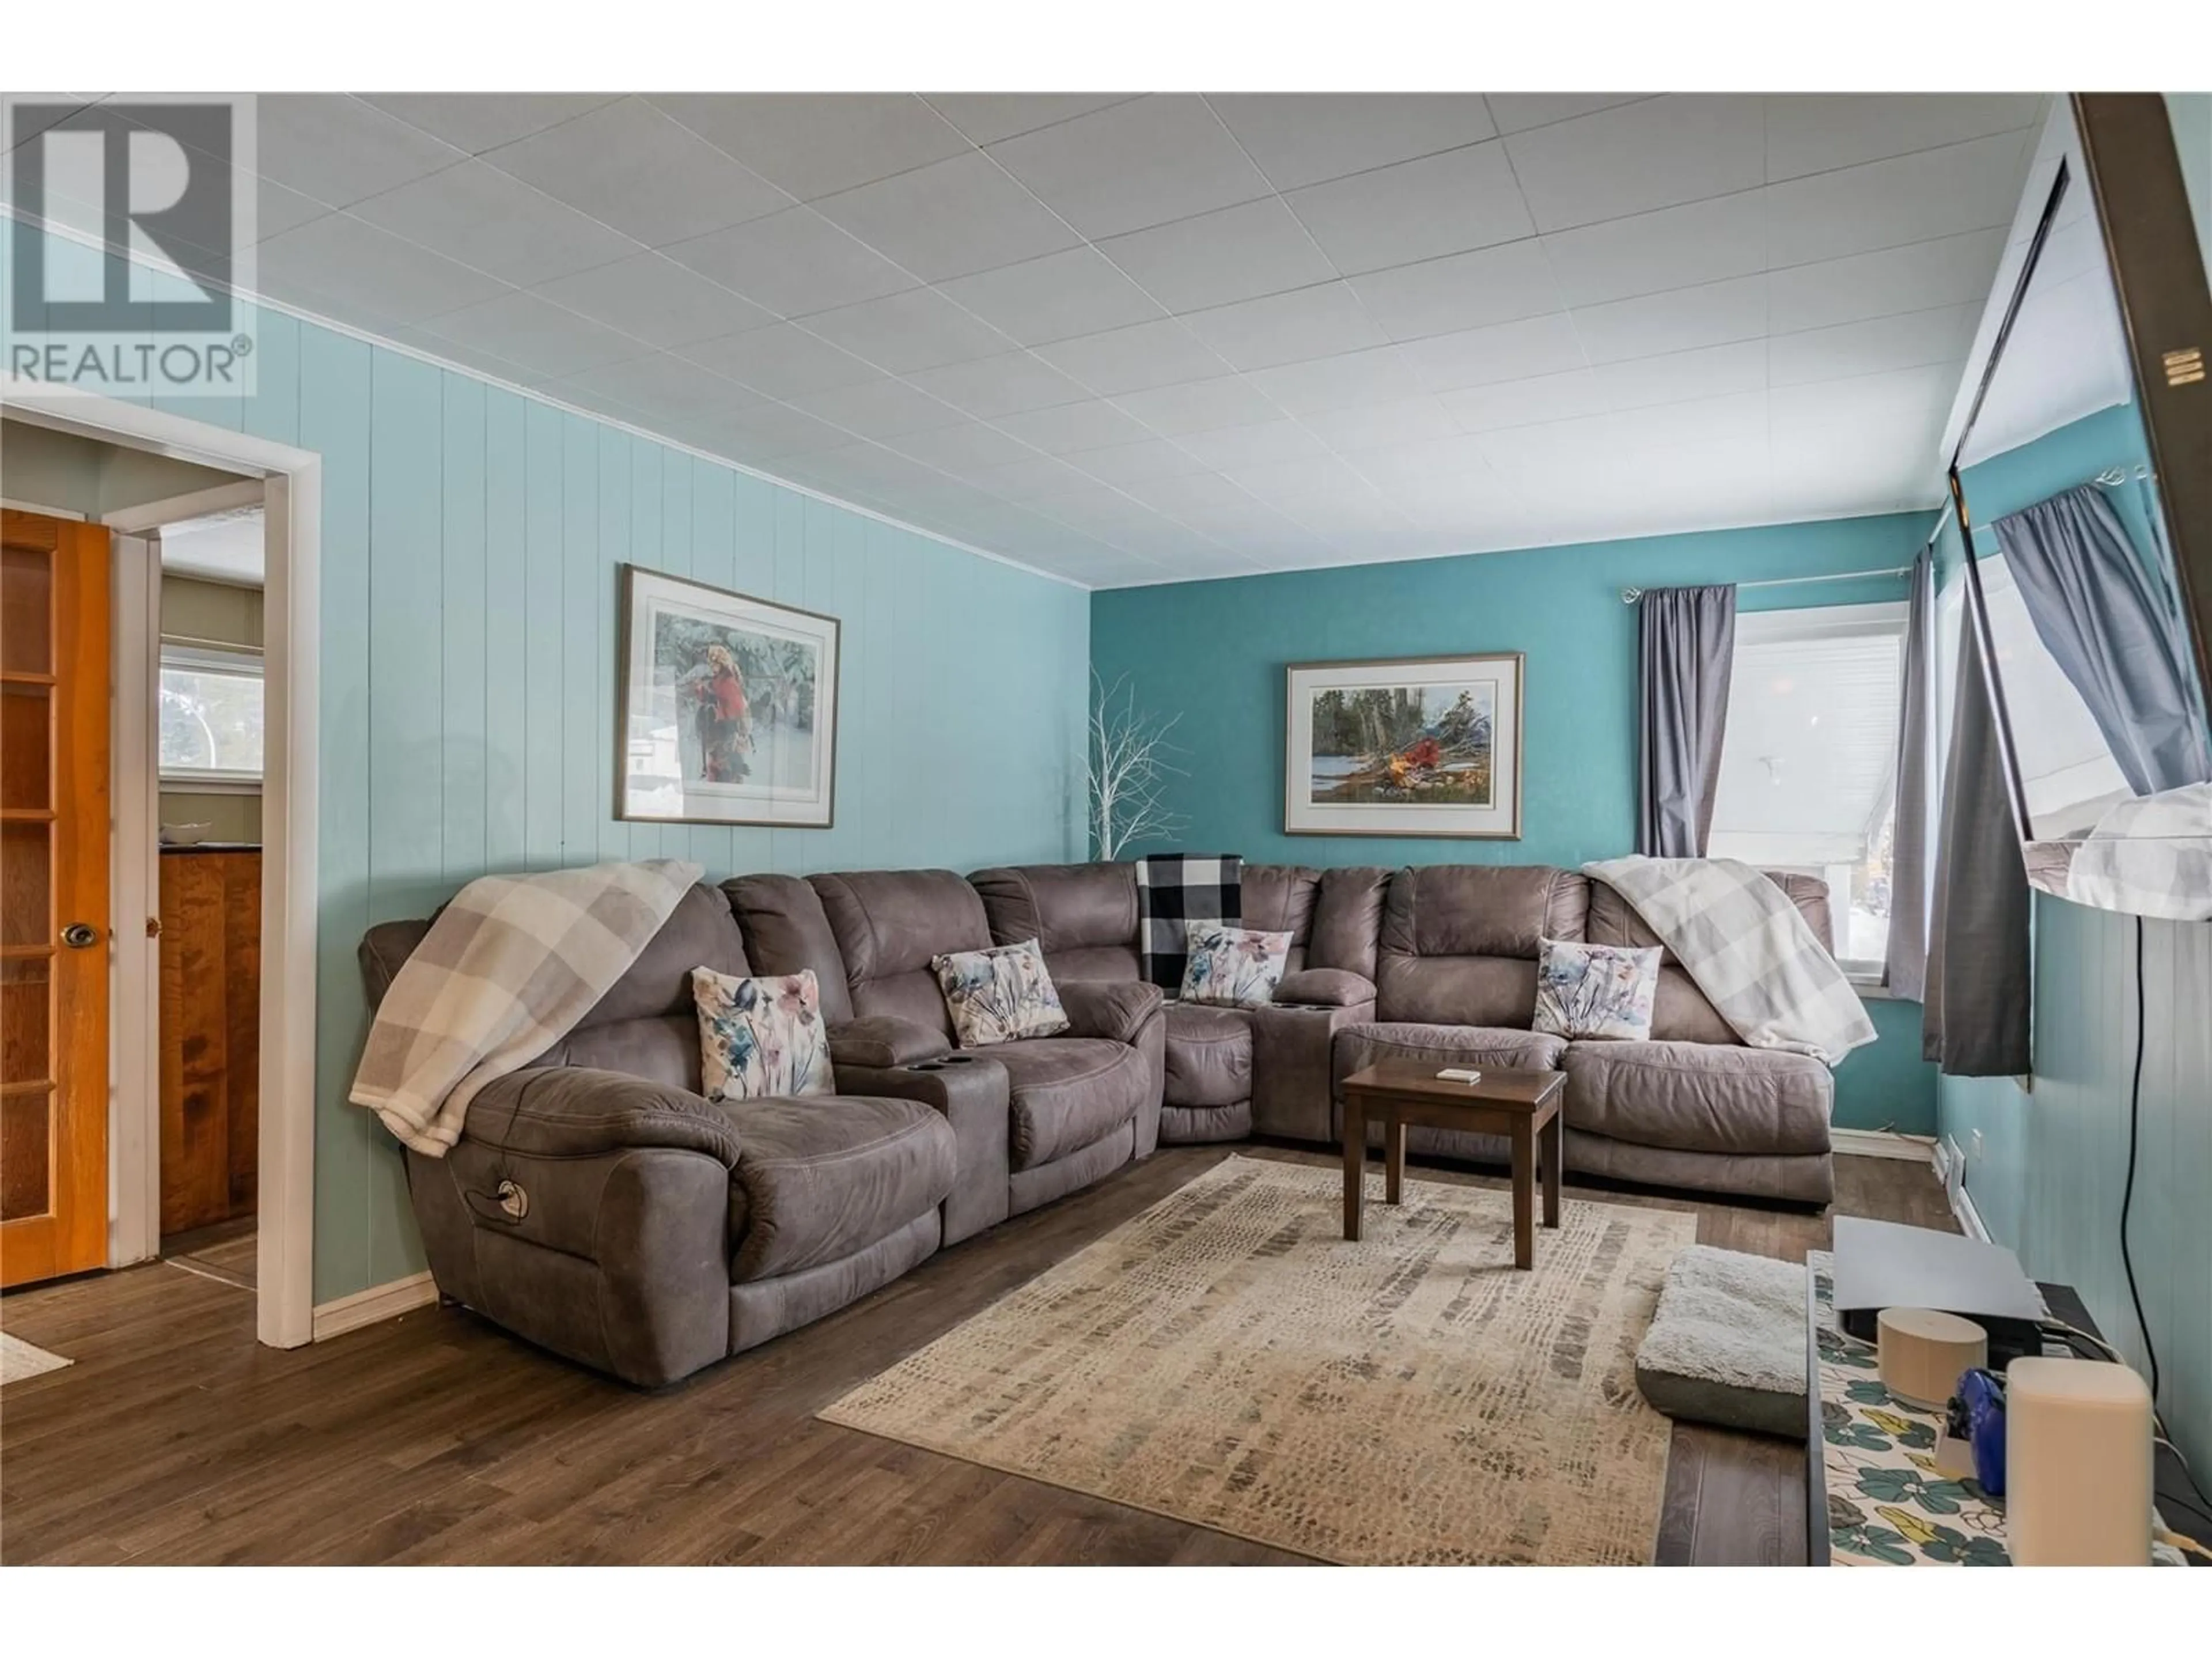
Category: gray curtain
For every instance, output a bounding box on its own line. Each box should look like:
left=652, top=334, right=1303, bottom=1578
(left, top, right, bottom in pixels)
left=1923, top=576, right=2032, bottom=1075
left=1637, top=584, right=1737, bottom=857
left=1992, top=483, right=2212, bottom=794
left=1885, top=548, right=1936, bottom=1002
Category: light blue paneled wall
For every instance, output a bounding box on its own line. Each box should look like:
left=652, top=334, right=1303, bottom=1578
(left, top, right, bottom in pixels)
left=1090, top=512, right=1942, bottom=1134
left=6, top=228, right=1087, bottom=1302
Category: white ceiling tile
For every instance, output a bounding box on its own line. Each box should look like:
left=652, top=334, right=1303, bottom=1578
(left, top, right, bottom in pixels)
left=1067, top=438, right=1211, bottom=486
left=987, top=94, right=1272, bottom=238
left=1175, top=419, right=1333, bottom=469
left=676, top=400, right=853, bottom=461
left=787, top=376, right=965, bottom=440
left=1097, top=198, right=1336, bottom=314
left=1766, top=227, right=2008, bottom=334
left=253, top=94, right=467, bottom=207
left=1768, top=301, right=1980, bottom=387
left=1608, top=389, right=1771, bottom=452
left=1109, top=374, right=1283, bottom=436
left=1033, top=317, right=1232, bottom=395
left=532, top=253, right=776, bottom=350
left=1768, top=361, right=1960, bottom=448
left=483, top=96, right=790, bottom=247
left=885, top=420, right=1045, bottom=473
left=961, top=453, right=1097, bottom=500
left=245, top=177, right=334, bottom=246
left=922, top=94, right=1138, bottom=146
left=1299, top=395, right=1463, bottom=452
left=1537, top=190, right=1769, bottom=309
left=1483, top=94, right=1657, bottom=136
left=1348, top=238, right=1561, bottom=342
left=1593, top=339, right=1768, bottom=410
left=1286, top=142, right=1534, bottom=276
left=1351, top=432, right=1500, bottom=487
left=676, top=323, right=878, bottom=400
left=1114, top=471, right=1264, bottom=517
left=934, top=246, right=1165, bottom=346
left=1241, top=346, right=1423, bottom=415
left=385, top=327, right=549, bottom=387
left=255, top=211, right=509, bottom=325
left=1180, top=283, right=1387, bottom=371
left=812, top=151, right=1081, bottom=282
left=1436, top=368, right=1611, bottom=433
left=350, top=160, right=637, bottom=286
left=647, top=93, right=970, bottom=200
left=414, top=289, right=646, bottom=378
left=1504, top=94, right=1767, bottom=232
left=552, top=351, right=760, bottom=416
left=1400, top=312, right=1589, bottom=393
left=662, top=207, right=916, bottom=316
left=1763, top=93, right=2047, bottom=183
left=1571, top=273, right=1767, bottom=363
left=990, top=399, right=1154, bottom=454
left=905, top=350, right=1092, bottom=418
left=798, top=287, right=1017, bottom=373
left=1206, top=93, right=1498, bottom=190
left=1764, top=130, right=2035, bottom=267
left=359, top=93, right=620, bottom=155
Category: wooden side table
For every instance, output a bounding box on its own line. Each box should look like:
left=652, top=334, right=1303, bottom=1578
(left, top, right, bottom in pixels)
left=1338, top=1060, right=1567, bottom=1267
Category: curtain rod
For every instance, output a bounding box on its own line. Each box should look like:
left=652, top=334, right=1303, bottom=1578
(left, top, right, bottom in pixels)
left=1618, top=566, right=1912, bottom=605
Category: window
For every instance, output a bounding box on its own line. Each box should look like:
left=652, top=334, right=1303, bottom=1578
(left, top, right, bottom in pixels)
left=1707, top=602, right=1909, bottom=982
left=159, top=642, right=264, bottom=787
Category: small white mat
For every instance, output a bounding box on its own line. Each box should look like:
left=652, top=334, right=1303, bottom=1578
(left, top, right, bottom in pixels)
left=1, top=1330, right=73, bottom=1385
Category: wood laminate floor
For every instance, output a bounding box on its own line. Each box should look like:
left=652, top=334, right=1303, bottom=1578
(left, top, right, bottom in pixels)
left=0, top=1146, right=1955, bottom=1566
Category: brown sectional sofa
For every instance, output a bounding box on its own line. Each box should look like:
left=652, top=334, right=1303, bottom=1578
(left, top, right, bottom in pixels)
left=358, top=856, right=1843, bottom=1385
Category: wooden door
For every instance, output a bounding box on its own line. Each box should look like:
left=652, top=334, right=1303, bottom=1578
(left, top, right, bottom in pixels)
left=159, top=849, right=260, bottom=1236
left=2, top=509, right=110, bottom=1287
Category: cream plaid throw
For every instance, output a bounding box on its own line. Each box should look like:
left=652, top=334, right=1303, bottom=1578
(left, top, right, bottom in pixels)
left=350, top=858, right=703, bottom=1156
left=1584, top=857, right=1875, bottom=1065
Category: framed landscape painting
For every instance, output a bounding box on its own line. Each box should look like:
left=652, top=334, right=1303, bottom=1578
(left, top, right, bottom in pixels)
left=617, top=565, right=840, bottom=828
left=1284, top=653, right=1524, bottom=839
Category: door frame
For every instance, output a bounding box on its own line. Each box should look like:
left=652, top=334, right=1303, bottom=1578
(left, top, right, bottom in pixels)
left=2, top=379, right=321, bottom=1350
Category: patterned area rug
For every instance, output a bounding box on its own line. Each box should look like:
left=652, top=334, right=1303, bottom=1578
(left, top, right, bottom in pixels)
left=1, top=1330, right=73, bottom=1386
left=822, top=1154, right=1695, bottom=1564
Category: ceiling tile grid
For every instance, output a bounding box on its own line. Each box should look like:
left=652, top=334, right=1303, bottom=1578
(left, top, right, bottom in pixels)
left=195, top=90, right=2055, bottom=586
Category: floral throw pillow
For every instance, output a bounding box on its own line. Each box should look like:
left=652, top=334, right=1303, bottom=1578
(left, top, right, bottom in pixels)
left=1180, top=922, right=1294, bottom=1009
left=692, top=967, right=836, bottom=1100
left=933, top=938, right=1070, bottom=1047
left=1532, top=938, right=1661, bottom=1041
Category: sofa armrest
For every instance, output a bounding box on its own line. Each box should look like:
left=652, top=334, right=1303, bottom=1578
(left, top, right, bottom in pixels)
left=828, top=1015, right=953, bottom=1070
left=1274, top=968, right=1376, bottom=1008
left=1057, top=979, right=1163, bottom=1046
left=836, top=1057, right=1012, bottom=1245
left=1248, top=998, right=1377, bottom=1142
left=463, top=1066, right=740, bottom=1168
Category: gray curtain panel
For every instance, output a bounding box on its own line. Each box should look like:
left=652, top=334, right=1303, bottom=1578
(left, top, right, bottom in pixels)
left=1885, top=548, right=1936, bottom=1002
left=1922, top=576, right=2032, bottom=1075
left=1991, top=483, right=2212, bottom=795
left=1637, top=584, right=1737, bottom=858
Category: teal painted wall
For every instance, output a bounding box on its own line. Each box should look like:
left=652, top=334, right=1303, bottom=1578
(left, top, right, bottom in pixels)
left=1939, top=399, right=2212, bottom=1468
left=5, top=228, right=1089, bottom=1304
left=1090, top=512, right=1941, bottom=1135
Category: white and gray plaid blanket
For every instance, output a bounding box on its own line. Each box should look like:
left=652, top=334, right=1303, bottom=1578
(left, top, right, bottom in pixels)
left=350, top=858, right=703, bottom=1156
left=1584, top=857, right=1875, bottom=1065
left=2065, top=783, right=2212, bottom=923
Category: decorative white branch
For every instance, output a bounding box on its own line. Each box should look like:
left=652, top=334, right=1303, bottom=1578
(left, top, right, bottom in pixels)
left=1089, top=670, right=1187, bottom=860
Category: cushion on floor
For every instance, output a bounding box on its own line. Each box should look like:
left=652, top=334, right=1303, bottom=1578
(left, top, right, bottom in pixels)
left=1633, top=1243, right=1810, bottom=1437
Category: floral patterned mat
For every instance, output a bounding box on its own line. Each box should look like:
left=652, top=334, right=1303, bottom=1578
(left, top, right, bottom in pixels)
left=1811, top=1260, right=2180, bottom=1567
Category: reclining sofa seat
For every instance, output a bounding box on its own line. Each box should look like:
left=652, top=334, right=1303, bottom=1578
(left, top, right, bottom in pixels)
left=1331, top=865, right=1839, bottom=1205
left=967, top=861, right=1391, bottom=1144
left=357, top=883, right=959, bottom=1387
left=726, top=869, right=1164, bottom=1236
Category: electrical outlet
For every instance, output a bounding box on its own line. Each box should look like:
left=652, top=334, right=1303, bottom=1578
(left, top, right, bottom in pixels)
left=1940, top=1137, right=1965, bottom=1199
left=1970, top=1128, right=1985, bottom=1161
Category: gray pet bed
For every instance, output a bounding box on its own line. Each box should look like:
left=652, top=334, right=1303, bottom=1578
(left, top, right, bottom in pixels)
left=1635, top=1245, right=1815, bottom=1438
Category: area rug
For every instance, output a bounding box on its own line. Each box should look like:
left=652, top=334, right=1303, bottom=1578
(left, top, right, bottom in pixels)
left=821, top=1154, right=1696, bottom=1565
left=1, top=1330, right=73, bottom=1386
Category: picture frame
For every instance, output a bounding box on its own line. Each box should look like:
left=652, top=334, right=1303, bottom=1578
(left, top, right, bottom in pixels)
left=1284, top=653, right=1524, bottom=839
left=615, top=563, right=840, bottom=828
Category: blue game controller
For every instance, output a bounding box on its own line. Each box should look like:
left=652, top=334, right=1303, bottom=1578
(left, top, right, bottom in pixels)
left=1945, top=1367, right=2008, bottom=1495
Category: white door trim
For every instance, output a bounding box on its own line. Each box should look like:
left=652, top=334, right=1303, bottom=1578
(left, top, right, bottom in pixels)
left=108, top=529, right=162, bottom=1271
left=4, top=377, right=322, bottom=1350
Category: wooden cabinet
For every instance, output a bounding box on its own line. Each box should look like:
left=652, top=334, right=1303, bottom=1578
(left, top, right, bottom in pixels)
left=159, top=848, right=259, bottom=1237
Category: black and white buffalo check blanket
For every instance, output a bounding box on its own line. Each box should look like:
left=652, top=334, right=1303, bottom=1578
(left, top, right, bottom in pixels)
left=1135, top=853, right=1243, bottom=993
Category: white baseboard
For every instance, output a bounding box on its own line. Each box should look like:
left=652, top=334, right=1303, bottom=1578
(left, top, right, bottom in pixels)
left=1831, top=1128, right=1938, bottom=1163
left=312, top=1270, right=438, bottom=1341
left=1950, top=1182, right=1993, bottom=1243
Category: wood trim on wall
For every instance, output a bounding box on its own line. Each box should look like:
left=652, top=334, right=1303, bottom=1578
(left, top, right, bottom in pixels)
left=310, top=1270, right=437, bottom=1341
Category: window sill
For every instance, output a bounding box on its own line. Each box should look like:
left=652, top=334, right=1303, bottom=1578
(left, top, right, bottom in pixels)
left=1847, top=976, right=1900, bottom=1001
left=160, top=776, right=264, bottom=797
